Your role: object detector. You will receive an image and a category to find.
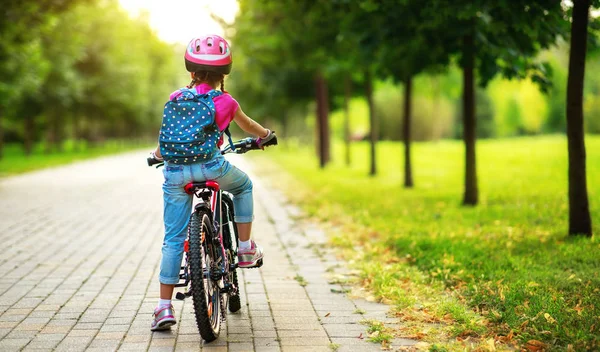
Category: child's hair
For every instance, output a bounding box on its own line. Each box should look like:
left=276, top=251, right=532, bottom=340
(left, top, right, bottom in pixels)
left=189, top=71, right=226, bottom=92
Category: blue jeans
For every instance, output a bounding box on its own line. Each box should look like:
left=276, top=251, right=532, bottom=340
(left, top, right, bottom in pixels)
left=159, top=155, right=253, bottom=285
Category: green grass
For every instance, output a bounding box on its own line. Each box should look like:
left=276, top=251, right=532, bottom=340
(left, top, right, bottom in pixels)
left=255, top=135, right=600, bottom=351
left=294, top=274, right=308, bottom=287
left=0, top=141, right=150, bottom=177
left=362, top=319, right=395, bottom=345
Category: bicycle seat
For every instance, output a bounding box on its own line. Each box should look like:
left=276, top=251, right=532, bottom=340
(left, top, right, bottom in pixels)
left=184, top=181, right=220, bottom=195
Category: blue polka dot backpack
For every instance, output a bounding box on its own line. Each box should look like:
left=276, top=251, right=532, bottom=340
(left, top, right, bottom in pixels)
left=158, top=88, right=229, bottom=164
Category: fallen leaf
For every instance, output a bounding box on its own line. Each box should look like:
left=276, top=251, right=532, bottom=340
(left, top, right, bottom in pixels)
left=486, top=337, right=496, bottom=351
left=358, top=333, right=363, bottom=339
left=525, top=339, right=547, bottom=351
left=324, top=312, right=331, bottom=317
left=544, top=313, right=556, bottom=324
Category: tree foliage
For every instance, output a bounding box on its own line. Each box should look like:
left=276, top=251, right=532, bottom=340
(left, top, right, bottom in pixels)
left=0, top=0, right=179, bottom=157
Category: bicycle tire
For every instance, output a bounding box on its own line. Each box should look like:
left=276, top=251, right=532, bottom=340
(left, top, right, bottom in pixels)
left=188, top=209, right=222, bottom=342
left=223, top=194, right=242, bottom=313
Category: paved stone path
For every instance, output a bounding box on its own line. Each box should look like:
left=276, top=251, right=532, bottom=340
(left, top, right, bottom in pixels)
left=0, top=151, right=417, bottom=351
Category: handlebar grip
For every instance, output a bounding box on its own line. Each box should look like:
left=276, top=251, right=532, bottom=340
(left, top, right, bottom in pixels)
left=147, top=157, right=162, bottom=166
left=262, top=135, right=278, bottom=147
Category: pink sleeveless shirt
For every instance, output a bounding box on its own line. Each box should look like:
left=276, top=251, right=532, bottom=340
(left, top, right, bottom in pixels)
left=169, top=83, right=239, bottom=146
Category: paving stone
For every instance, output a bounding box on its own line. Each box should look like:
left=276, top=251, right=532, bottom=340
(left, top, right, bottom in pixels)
left=272, top=316, right=320, bottom=325
left=24, top=339, right=61, bottom=349
left=67, top=329, right=97, bottom=337
left=99, top=324, right=129, bottom=332
left=0, top=328, right=11, bottom=339
left=87, top=338, right=121, bottom=350
left=0, top=338, right=33, bottom=350
left=0, top=321, right=19, bottom=329
left=174, top=342, right=201, bottom=351
left=277, top=329, right=328, bottom=338
left=279, top=337, right=330, bottom=346
left=172, top=334, right=198, bottom=343
left=147, top=346, right=174, bottom=352
left=229, top=342, right=254, bottom=351
left=118, top=342, right=149, bottom=351
left=200, top=346, right=227, bottom=351
left=254, top=347, right=280, bottom=352
left=150, top=337, right=176, bottom=347
left=72, top=322, right=103, bottom=330
left=94, top=331, right=125, bottom=340
left=227, top=333, right=253, bottom=343
left=280, top=347, right=331, bottom=352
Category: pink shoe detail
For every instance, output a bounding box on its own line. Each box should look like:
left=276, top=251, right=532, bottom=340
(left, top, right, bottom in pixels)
left=237, top=240, right=264, bottom=268
left=151, top=305, right=176, bottom=331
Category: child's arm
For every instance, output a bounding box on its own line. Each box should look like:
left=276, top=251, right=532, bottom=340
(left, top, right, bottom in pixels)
left=152, top=145, right=163, bottom=160
left=233, top=106, right=269, bottom=138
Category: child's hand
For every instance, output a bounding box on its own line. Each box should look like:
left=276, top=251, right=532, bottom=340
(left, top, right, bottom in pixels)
left=257, top=130, right=277, bottom=149
left=151, top=150, right=164, bottom=161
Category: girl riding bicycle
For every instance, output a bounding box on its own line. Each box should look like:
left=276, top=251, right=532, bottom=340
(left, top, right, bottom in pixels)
left=150, top=35, right=276, bottom=331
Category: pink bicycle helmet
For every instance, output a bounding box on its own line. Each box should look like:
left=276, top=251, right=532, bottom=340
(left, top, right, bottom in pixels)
left=185, top=35, right=232, bottom=74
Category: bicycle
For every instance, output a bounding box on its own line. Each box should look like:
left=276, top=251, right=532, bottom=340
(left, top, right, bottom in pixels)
left=147, top=136, right=277, bottom=341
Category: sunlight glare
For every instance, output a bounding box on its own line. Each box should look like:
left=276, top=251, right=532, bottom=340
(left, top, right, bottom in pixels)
left=119, top=0, right=239, bottom=44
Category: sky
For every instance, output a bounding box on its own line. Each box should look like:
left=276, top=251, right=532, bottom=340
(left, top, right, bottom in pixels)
left=118, top=0, right=239, bottom=44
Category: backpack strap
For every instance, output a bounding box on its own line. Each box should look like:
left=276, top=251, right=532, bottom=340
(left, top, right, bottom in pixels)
left=202, top=89, right=234, bottom=151
left=185, top=88, right=234, bottom=151
left=205, top=89, right=224, bottom=99
left=224, top=124, right=236, bottom=151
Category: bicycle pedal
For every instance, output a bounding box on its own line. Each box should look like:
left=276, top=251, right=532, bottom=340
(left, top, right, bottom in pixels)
left=249, top=259, right=263, bottom=269
left=175, top=291, right=192, bottom=300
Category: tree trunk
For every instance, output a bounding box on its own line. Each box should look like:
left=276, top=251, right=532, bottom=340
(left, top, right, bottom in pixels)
left=566, top=0, right=592, bottom=237
left=72, top=110, right=81, bottom=152
left=315, top=72, right=330, bottom=168
left=403, top=76, right=414, bottom=188
left=462, top=32, right=478, bottom=205
left=23, top=115, right=35, bottom=156
left=280, top=110, right=288, bottom=138
left=55, top=112, right=63, bottom=152
left=45, top=114, right=55, bottom=154
left=344, top=75, right=352, bottom=166
left=0, top=108, right=4, bottom=159
left=365, top=69, right=377, bottom=176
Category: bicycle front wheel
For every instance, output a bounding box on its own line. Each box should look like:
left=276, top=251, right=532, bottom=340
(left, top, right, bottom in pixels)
left=188, top=209, right=222, bottom=342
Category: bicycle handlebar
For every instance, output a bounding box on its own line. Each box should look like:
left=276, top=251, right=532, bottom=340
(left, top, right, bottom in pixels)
left=147, top=136, right=278, bottom=167
left=147, top=156, right=163, bottom=167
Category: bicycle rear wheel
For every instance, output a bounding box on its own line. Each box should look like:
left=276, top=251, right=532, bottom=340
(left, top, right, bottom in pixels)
left=223, top=194, right=241, bottom=313
left=188, top=209, right=222, bottom=342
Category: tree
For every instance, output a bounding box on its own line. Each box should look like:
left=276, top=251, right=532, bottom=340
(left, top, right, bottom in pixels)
left=0, top=0, right=93, bottom=158
left=421, top=0, right=567, bottom=205
left=364, top=0, right=452, bottom=185
left=0, top=0, right=178, bottom=155
left=233, top=0, right=342, bottom=167
left=565, top=0, right=597, bottom=237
